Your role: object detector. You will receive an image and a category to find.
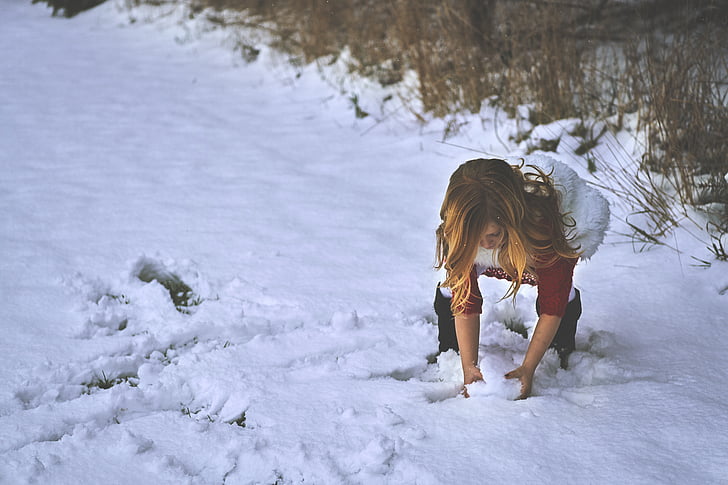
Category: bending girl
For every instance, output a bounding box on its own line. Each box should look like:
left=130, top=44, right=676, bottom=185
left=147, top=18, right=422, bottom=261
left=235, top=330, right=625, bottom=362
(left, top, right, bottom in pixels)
left=434, top=157, right=608, bottom=399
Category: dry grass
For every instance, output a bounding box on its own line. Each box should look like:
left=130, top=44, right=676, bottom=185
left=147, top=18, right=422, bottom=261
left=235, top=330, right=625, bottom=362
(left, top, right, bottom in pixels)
left=637, top=30, right=728, bottom=207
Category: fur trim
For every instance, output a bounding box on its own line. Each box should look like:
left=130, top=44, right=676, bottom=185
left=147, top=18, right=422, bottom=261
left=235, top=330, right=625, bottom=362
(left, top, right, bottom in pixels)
left=474, top=247, right=498, bottom=273
left=521, top=154, right=610, bottom=260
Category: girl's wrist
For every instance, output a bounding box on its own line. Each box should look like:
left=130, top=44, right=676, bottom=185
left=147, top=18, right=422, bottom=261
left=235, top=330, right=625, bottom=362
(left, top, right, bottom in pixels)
left=519, top=361, right=537, bottom=374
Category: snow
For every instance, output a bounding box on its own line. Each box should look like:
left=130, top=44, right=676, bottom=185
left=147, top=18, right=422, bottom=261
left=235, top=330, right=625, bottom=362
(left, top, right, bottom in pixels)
left=1, top=1, right=727, bottom=484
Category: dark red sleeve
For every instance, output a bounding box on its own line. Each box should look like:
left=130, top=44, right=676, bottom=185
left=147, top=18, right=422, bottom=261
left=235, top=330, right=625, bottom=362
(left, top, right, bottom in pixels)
left=535, top=257, right=577, bottom=317
left=455, top=266, right=483, bottom=315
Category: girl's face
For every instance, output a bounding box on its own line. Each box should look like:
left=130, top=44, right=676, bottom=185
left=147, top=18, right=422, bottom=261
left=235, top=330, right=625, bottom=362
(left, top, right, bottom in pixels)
left=479, top=222, right=504, bottom=250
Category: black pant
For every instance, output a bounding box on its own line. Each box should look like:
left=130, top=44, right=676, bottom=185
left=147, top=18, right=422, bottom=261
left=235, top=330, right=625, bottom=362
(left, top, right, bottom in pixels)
left=538, top=289, right=581, bottom=368
left=434, top=285, right=582, bottom=369
left=434, top=286, right=459, bottom=353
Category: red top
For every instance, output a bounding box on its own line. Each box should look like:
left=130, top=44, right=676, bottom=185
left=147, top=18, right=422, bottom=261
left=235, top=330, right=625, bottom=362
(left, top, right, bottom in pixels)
left=457, top=255, right=577, bottom=317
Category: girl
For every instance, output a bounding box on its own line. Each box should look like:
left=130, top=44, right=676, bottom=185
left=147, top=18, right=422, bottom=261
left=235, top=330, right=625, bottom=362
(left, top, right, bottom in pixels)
left=434, top=156, right=609, bottom=399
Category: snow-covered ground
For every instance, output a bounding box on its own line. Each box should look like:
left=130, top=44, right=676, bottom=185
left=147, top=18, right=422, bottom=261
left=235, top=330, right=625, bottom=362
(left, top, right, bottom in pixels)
left=1, top=2, right=727, bottom=484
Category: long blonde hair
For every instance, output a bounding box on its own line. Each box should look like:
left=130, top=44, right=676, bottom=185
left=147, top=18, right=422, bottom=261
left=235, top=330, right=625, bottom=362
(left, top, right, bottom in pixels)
left=435, top=158, right=579, bottom=314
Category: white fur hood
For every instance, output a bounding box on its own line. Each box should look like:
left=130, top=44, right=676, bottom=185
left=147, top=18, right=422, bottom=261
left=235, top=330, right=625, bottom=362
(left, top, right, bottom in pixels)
left=474, top=154, right=610, bottom=266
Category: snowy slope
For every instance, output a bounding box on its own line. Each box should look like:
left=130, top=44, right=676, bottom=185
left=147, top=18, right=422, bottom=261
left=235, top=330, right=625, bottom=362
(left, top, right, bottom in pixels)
left=1, top=2, right=727, bottom=484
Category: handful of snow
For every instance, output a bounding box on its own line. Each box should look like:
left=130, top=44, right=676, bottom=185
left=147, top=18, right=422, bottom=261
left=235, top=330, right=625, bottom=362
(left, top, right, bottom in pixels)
left=330, top=310, right=360, bottom=330
left=466, top=377, right=521, bottom=401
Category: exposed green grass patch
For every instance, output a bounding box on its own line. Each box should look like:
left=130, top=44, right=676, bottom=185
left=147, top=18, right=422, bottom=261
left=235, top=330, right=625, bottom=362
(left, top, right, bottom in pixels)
left=84, top=370, right=139, bottom=392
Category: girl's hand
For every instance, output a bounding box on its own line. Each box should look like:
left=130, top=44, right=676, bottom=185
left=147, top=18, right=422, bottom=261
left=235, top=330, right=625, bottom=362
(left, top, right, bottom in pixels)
left=505, top=366, right=534, bottom=400
left=462, top=365, right=484, bottom=398
left=463, top=364, right=484, bottom=386
left=461, top=365, right=484, bottom=397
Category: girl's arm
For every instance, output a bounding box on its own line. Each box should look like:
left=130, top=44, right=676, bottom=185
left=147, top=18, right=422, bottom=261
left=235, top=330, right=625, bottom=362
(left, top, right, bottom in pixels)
left=455, top=313, right=483, bottom=386
left=505, top=313, right=561, bottom=399
left=506, top=255, right=576, bottom=399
